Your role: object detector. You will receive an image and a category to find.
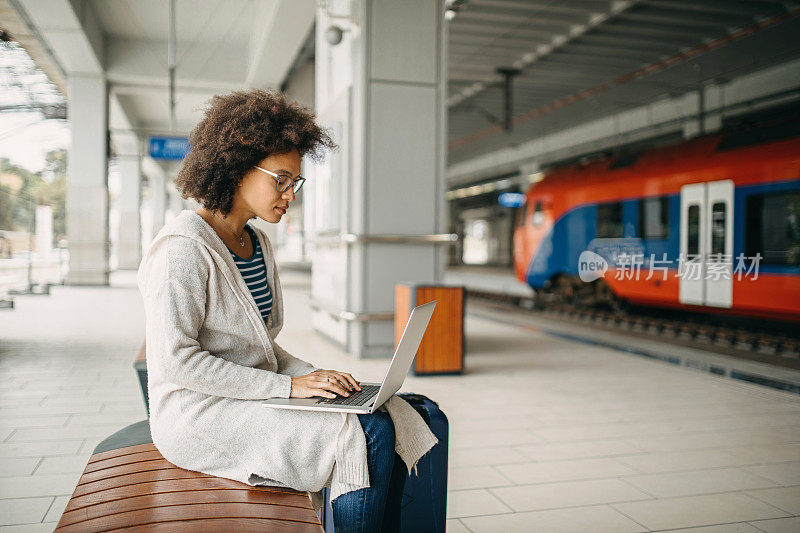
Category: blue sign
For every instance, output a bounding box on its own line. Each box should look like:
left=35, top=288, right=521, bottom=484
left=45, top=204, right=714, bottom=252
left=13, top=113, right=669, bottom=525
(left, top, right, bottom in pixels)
left=498, top=192, right=526, bottom=208
left=149, top=136, right=190, bottom=160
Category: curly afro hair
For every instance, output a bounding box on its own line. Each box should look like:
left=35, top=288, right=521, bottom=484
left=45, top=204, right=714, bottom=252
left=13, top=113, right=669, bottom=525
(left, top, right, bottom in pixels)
left=174, top=88, right=337, bottom=216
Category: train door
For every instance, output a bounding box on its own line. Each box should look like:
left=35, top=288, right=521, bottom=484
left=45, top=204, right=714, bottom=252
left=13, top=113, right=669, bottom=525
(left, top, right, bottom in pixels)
left=679, top=180, right=734, bottom=308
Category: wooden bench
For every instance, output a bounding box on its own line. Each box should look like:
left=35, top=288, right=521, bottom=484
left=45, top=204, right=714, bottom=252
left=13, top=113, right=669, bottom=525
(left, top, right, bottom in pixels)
left=55, top=420, right=324, bottom=532
left=54, top=345, right=324, bottom=531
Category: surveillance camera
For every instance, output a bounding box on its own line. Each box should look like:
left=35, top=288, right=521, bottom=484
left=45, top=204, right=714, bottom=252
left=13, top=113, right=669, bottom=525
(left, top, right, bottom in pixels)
left=325, top=25, right=344, bottom=45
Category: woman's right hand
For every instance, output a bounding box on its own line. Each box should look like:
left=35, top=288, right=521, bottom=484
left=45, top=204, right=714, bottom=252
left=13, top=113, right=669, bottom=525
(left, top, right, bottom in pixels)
left=290, top=369, right=361, bottom=399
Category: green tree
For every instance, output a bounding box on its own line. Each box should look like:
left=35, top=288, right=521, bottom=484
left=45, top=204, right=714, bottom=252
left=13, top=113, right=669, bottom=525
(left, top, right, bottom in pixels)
left=0, top=183, right=13, bottom=230
left=31, top=149, right=67, bottom=240
left=0, top=149, right=67, bottom=244
left=0, top=158, right=36, bottom=232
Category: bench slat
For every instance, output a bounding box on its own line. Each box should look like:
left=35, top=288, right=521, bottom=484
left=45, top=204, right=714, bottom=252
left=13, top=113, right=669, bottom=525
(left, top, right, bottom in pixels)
left=72, top=468, right=217, bottom=498
left=86, top=451, right=166, bottom=472
left=73, top=469, right=308, bottom=499
left=89, top=443, right=156, bottom=464
left=60, top=500, right=322, bottom=530
left=57, top=502, right=322, bottom=533
left=73, top=469, right=306, bottom=499
left=67, top=482, right=313, bottom=513
left=81, top=459, right=182, bottom=483
left=62, top=487, right=316, bottom=523
left=106, top=517, right=322, bottom=532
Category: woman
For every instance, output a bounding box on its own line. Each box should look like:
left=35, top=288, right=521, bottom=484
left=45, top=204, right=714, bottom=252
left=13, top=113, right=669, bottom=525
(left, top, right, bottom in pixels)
left=137, top=89, right=437, bottom=532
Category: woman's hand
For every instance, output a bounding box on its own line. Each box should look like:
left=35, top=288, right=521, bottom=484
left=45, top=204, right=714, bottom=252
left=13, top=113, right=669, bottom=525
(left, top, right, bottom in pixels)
left=290, top=369, right=362, bottom=399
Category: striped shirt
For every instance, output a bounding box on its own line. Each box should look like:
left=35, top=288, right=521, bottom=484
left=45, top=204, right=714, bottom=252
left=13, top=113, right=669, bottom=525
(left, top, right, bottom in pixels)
left=226, top=224, right=272, bottom=322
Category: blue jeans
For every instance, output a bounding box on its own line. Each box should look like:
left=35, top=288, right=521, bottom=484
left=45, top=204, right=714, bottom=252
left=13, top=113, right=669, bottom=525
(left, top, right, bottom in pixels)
left=332, top=410, right=407, bottom=533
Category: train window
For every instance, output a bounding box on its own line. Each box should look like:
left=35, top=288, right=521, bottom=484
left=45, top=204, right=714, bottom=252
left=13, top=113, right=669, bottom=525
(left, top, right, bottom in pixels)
left=608, top=151, right=641, bottom=170
left=516, top=204, right=527, bottom=227
left=531, top=201, right=544, bottom=226
left=745, top=190, right=800, bottom=266
left=716, top=118, right=800, bottom=151
left=711, top=202, right=726, bottom=257
left=687, top=204, right=700, bottom=256
left=597, top=202, right=623, bottom=238
left=639, top=197, right=669, bottom=239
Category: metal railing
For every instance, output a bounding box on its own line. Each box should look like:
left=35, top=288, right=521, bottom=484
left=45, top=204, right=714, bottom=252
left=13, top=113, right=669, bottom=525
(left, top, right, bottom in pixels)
left=0, top=188, right=66, bottom=307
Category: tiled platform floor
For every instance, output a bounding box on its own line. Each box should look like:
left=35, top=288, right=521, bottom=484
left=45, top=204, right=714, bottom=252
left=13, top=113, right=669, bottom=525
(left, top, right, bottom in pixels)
left=1, top=269, right=799, bottom=532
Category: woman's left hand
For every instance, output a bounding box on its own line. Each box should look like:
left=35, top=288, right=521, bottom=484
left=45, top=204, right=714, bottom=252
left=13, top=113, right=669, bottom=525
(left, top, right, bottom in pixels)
left=289, top=369, right=362, bottom=399
left=314, top=369, right=361, bottom=393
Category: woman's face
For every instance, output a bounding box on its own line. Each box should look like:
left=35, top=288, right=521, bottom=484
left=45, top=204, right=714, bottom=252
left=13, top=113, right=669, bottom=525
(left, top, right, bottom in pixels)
left=239, top=148, right=302, bottom=223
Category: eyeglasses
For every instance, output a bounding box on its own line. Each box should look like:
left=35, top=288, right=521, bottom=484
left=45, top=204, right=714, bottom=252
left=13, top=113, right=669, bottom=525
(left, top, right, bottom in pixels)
left=253, top=166, right=306, bottom=193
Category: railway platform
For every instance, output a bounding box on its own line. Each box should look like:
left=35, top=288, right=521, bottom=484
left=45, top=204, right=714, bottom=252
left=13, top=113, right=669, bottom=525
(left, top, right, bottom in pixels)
left=444, top=265, right=534, bottom=299
left=1, top=269, right=799, bottom=532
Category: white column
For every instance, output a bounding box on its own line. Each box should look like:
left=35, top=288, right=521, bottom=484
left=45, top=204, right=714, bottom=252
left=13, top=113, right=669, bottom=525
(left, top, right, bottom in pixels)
left=35, top=205, right=53, bottom=258
left=66, top=74, right=109, bottom=285
left=151, top=173, right=165, bottom=237
left=116, top=154, right=141, bottom=269
left=166, top=184, right=183, bottom=225
left=143, top=157, right=167, bottom=239
left=312, top=0, right=447, bottom=358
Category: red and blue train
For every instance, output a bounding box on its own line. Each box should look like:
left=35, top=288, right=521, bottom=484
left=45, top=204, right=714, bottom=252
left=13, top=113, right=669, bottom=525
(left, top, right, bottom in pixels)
left=513, top=125, right=800, bottom=323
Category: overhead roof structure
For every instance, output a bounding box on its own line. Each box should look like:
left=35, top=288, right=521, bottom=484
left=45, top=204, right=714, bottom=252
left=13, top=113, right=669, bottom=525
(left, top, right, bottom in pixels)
left=0, top=37, right=66, bottom=120
left=446, top=0, right=800, bottom=163
left=4, top=0, right=316, bottom=144
left=6, top=0, right=800, bottom=174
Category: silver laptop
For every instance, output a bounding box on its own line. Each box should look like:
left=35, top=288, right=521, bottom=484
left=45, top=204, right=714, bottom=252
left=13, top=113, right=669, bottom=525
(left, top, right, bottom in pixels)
left=262, top=301, right=437, bottom=414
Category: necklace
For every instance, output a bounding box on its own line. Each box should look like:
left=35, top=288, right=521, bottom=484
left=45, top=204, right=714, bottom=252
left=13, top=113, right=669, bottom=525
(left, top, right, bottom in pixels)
left=212, top=210, right=245, bottom=248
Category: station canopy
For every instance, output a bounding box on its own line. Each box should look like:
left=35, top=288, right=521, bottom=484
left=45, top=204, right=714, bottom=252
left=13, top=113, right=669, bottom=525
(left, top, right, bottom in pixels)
left=4, top=0, right=800, bottom=162
left=446, top=0, right=800, bottom=155
left=1, top=0, right=316, bottom=150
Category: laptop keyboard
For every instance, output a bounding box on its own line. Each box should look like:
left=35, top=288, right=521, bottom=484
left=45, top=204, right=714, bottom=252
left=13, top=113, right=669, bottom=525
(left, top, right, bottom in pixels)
left=316, top=384, right=381, bottom=406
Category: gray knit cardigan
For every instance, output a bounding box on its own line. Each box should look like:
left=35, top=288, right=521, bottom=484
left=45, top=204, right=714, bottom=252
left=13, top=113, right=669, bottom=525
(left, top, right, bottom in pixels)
left=136, top=209, right=438, bottom=511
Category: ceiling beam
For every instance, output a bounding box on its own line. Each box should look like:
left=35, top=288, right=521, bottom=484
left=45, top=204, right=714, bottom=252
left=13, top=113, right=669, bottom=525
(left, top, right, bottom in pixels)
left=0, top=0, right=68, bottom=97
left=105, top=37, right=249, bottom=90
left=109, top=80, right=243, bottom=98
left=8, top=0, right=104, bottom=75
left=468, top=0, right=614, bottom=13
left=244, top=0, right=315, bottom=88
left=447, top=0, right=642, bottom=108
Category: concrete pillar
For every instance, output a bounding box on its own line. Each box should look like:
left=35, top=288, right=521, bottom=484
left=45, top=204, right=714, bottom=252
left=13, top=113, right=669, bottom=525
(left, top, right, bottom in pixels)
left=684, top=84, right=724, bottom=139
left=35, top=205, right=53, bottom=258
left=312, top=0, right=447, bottom=358
left=166, top=184, right=183, bottom=225
left=150, top=173, right=165, bottom=237
left=143, top=157, right=166, bottom=239
left=116, top=154, right=141, bottom=269
left=66, top=74, right=109, bottom=285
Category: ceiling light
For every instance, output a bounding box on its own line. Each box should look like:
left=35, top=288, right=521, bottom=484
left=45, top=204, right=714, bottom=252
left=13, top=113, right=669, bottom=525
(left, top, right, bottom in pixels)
left=527, top=172, right=544, bottom=183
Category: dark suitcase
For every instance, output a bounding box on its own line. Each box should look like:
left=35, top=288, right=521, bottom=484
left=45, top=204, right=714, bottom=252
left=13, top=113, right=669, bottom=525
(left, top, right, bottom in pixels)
left=319, top=393, right=449, bottom=532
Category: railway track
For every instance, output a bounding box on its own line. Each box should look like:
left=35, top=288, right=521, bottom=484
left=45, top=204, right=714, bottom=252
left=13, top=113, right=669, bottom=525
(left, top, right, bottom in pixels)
left=465, top=289, right=800, bottom=371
